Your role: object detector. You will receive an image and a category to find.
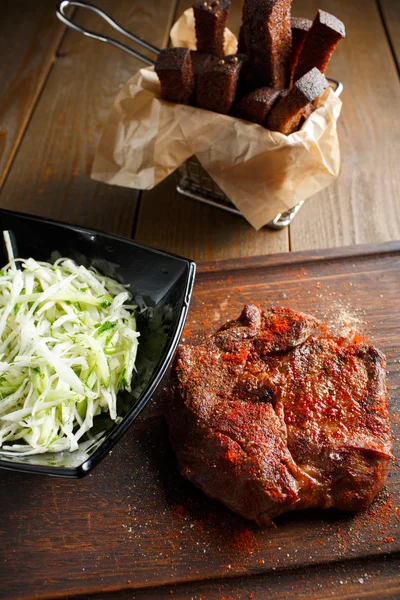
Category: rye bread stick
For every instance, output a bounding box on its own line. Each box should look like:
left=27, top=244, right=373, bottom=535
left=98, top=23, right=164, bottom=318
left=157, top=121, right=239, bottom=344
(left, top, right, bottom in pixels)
left=155, top=48, right=195, bottom=104
left=236, top=87, right=281, bottom=124
left=193, top=0, right=231, bottom=58
left=196, top=54, right=246, bottom=114
left=266, top=67, right=328, bottom=134
left=290, top=17, right=312, bottom=83
left=293, top=9, right=345, bottom=81
left=242, top=0, right=293, bottom=89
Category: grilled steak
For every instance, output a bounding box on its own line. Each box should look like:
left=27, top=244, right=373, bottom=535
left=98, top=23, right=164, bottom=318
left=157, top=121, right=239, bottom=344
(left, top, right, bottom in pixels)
left=166, top=305, right=393, bottom=526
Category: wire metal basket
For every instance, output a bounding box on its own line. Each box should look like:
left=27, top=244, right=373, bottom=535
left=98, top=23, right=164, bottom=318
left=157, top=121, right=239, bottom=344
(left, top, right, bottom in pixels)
left=56, top=2, right=343, bottom=230
left=176, top=78, right=343, bottom=230
left=176, top=156, right=305, bottom=230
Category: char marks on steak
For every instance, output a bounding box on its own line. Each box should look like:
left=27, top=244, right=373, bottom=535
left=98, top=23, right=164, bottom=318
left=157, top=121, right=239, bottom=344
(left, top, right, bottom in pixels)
left=166, top=305, right=393, bottom=526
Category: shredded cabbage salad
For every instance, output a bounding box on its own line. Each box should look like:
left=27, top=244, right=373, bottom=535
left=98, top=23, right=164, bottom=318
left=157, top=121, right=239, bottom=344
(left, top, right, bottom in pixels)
left=0, top=256, right=139, bottom=455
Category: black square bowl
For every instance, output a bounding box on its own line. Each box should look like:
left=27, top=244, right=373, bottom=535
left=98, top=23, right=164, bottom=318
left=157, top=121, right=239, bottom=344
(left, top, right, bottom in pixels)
left=0, top=210, right=195, bottom=477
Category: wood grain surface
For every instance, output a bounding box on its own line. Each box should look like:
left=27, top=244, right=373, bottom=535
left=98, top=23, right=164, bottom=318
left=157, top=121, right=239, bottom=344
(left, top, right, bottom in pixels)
left=0, top=0, right=176, bottom=236
left=380, top=0, right=400, bottom=70
left=1, top=243, right=399, bottom=600
left=0, top=0, right=67, bottom=187
left=67, top=552, right=400, bottom=600
left=135, top=175, right=289, bottom=261
left=289, top=0, right=400, bottom=251
left=0, top=1, right=400, bottom=599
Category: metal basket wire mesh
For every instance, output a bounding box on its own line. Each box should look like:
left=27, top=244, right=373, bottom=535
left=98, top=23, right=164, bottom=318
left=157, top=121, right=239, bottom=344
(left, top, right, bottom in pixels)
left=55, top=6, right=343, bottom=230
left=176, top=157, right=304, bottom=230
left=176, top=79, right=344, bottom=230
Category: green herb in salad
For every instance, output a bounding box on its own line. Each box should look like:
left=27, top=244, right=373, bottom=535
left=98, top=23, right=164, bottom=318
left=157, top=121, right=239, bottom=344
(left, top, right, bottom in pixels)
left=0, top=256, right=139, bottom=455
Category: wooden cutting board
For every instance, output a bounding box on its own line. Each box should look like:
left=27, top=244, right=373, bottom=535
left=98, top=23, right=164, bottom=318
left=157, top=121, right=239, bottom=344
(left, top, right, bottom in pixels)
left=1, top=243, right=399, bottom=600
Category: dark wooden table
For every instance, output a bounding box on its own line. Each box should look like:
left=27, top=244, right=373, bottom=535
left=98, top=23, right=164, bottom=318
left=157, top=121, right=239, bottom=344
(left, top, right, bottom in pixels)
left=1, top=1, right=399, bottom=599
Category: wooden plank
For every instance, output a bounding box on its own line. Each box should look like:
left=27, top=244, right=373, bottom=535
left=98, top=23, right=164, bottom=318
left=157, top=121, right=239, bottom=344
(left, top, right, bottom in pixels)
left=134, top=0, right=289, bottom=260
left=289, top=0, right=400, bottom=251
left=1, top=243, right=399, bottom=600
left=0, top=0, right=176, bottom=237
left=0, top=0, right=67, bottom=186
left=65, top=553, right=400, bottom=599
left=135, top=175, right=289, bottom=262
left=380, top=0, right=400, bottom=70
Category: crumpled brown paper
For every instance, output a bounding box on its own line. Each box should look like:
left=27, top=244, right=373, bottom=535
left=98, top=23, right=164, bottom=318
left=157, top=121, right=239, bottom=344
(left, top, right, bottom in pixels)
left=169, top=7, right=238, bottom=54
left=91, top=9, right=342, bottom=230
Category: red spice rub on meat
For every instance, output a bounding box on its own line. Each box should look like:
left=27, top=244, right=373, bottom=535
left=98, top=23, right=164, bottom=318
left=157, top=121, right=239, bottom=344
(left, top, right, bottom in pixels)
left=266, top=67, right=328, bottom=134
left=236, top=87, right=281, bottom=124
left=242, top=0, right=293, bottom=89
left=294, top=9, right=345, bottom=81
left=196, top=54, right=246, bottom=114
left=193, top=0, right=231, bottom=58
left=166, top=305, right=393, bottom=526
left=155, top=48, right=195, bottom=104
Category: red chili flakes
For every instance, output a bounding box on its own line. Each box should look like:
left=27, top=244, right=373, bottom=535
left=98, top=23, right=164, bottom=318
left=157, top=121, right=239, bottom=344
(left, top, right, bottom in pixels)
left=352, top=333, right=368, bottom=344
left=224, top=448, right=239, bottom=464
left=223, top=348, right=249, bottom=364
left=269, top=318, right=290, bottom=334
left=294, top=267, right=307, bottom=280
left=225, top=528, right=260, bottom=557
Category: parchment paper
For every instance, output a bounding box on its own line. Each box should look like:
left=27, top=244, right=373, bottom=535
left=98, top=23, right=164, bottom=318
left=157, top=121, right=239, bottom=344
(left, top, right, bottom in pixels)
left=91, top=9, right=342, bottom=230
left=169, top=7, right=238, bottom=54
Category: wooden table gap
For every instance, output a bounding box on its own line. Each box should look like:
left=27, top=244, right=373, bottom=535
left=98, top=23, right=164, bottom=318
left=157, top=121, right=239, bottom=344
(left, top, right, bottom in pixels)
left=0, top=2, right=72, bottom=189
left=377, top=0, right=400, bottom=76
left=379, top=0, right=400, bottom=72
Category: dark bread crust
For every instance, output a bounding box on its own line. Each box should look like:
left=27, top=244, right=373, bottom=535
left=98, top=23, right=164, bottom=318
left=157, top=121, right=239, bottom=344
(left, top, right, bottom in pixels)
left=291, top=16, right=313, bottom=32
left=290, top=17, right=312, bottom=83
left=237, top=24, right=247, bottom=54
left=298, top=100, right=314, bottom=127
left=196, top=54, right=247, bottom=114
left=236, top=87, right=281, bottom=124
left=166, top=305, right=393, bottom=526
left=193, top=0, right=231, bottom=57
left=294, top=9, right=345, bottom=81
left=242, top=0, right=293, bottom=89
left=155, top=48, right=195, bottom=104
left=266, top=67, right=328, bottom=134
left=190, top=51, right=214, bottom=79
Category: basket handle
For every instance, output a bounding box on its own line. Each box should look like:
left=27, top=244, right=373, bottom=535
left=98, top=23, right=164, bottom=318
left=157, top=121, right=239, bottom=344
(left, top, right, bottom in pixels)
left=56, top=2, right=344, bottom=98
left=56, top=0, right=160, bottom=65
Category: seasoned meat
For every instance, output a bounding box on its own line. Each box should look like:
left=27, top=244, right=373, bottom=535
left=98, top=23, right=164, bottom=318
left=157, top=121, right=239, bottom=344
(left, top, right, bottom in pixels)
left=166, top=305, right=393, bottom=526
